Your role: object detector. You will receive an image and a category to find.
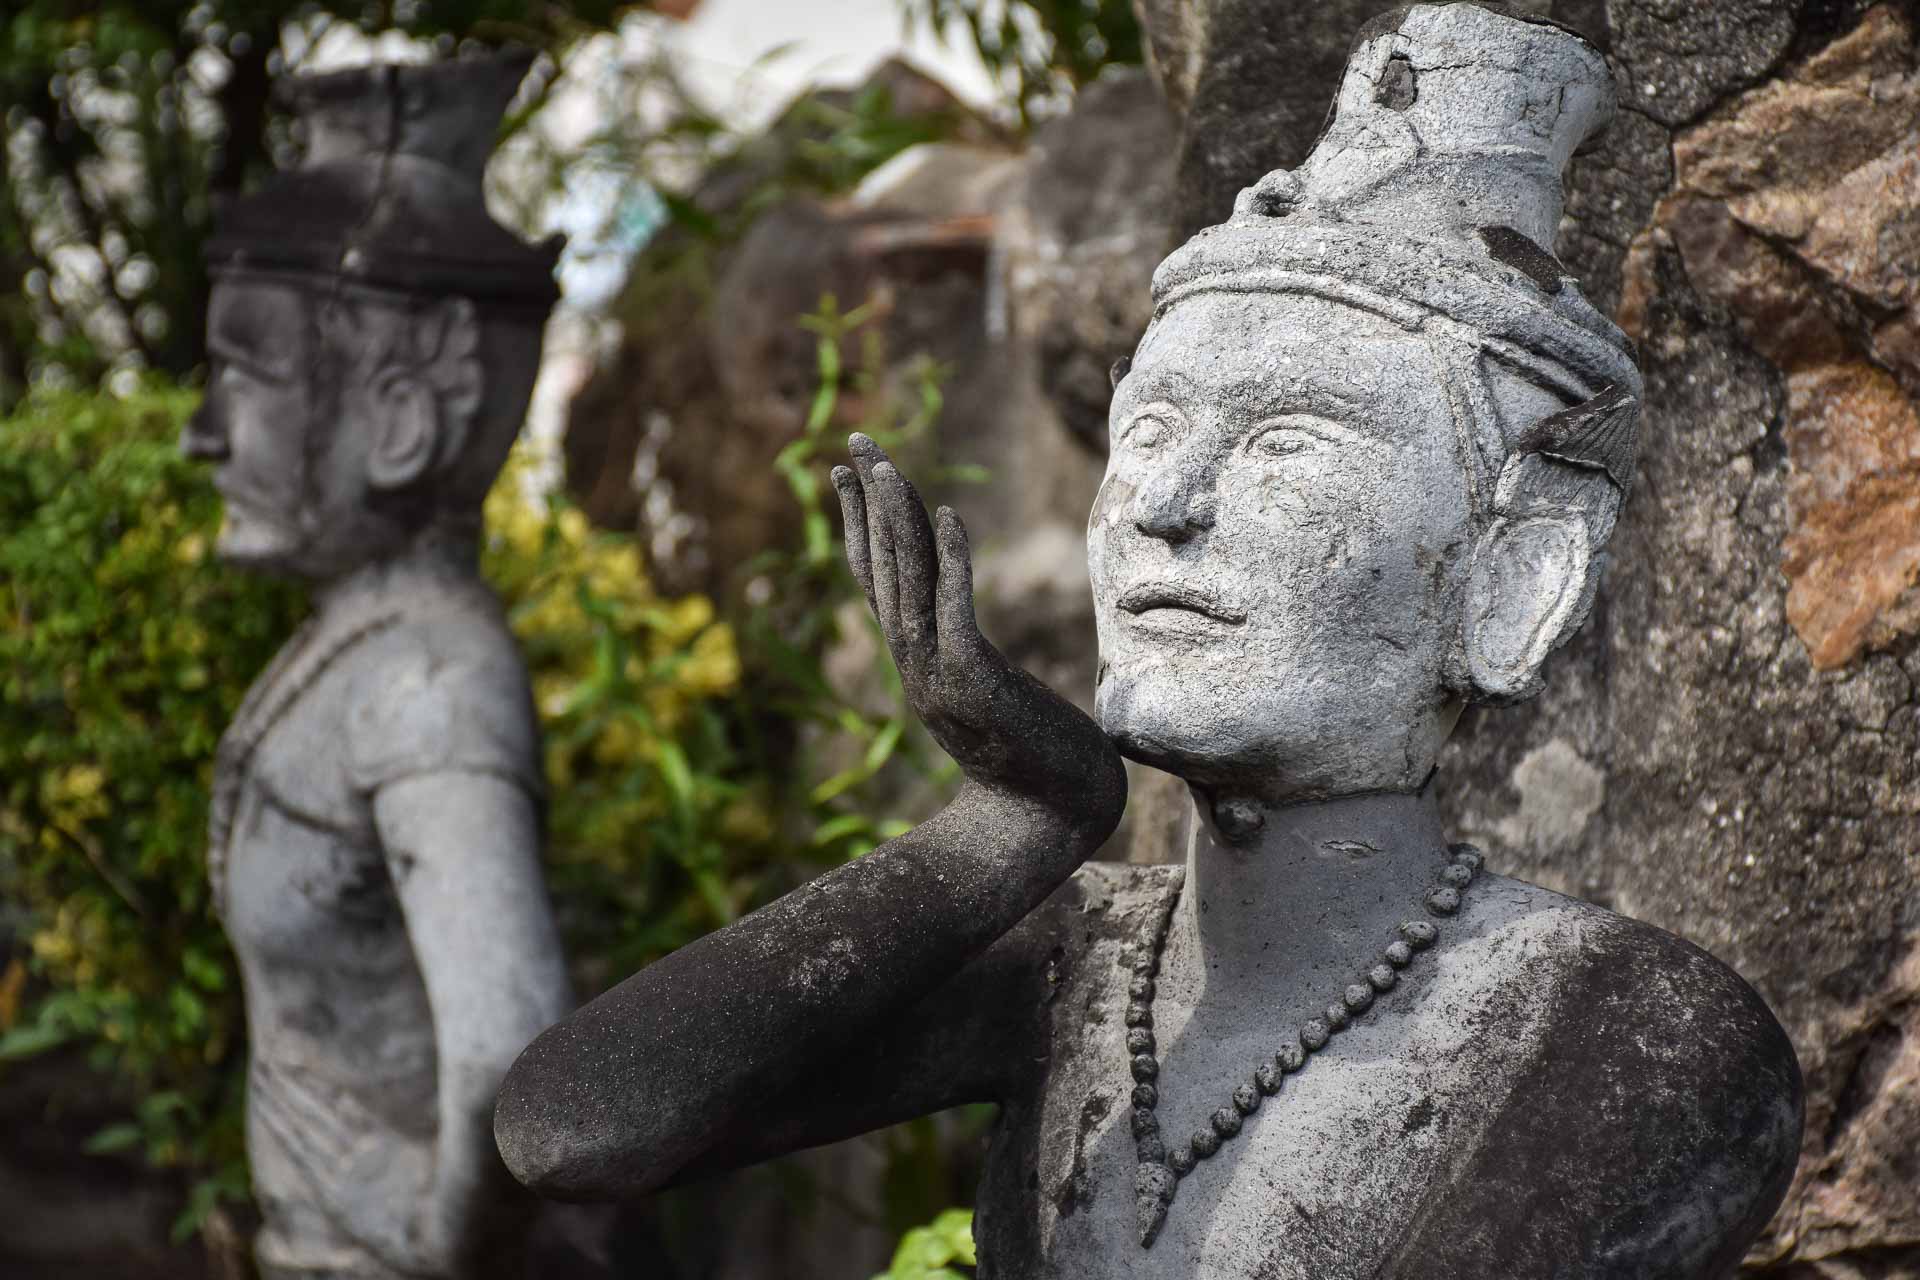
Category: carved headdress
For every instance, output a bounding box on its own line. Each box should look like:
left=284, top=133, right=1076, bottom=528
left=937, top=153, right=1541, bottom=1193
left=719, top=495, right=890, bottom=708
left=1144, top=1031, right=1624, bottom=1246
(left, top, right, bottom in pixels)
left=206, top=50, right=561, bottom=309
left=202, top=52, right=561, bottom=517
left=1149, top=2, right=1641, bottom=513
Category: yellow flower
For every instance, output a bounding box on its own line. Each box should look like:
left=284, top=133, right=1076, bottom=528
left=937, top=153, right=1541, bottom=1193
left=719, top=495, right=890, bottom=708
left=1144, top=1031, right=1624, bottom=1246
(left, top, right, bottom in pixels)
left=54, top=765, right=106, bottom=801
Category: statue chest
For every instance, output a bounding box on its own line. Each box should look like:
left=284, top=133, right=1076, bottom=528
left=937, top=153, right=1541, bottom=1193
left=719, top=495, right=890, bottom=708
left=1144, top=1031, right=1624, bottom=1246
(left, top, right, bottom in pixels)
left=212, top=636, right=404, bottom=964
left=976, top=878, right=1581, bottom=1279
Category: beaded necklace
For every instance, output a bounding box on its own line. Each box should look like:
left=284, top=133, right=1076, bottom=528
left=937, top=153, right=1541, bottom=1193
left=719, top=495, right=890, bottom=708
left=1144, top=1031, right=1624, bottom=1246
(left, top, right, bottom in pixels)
left=1122, top=842, right=1485, bottom=1247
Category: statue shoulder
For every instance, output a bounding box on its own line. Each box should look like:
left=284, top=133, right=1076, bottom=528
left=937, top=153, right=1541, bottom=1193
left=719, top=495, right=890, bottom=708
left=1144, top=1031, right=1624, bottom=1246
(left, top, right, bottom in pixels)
left=340, top=593, right=541, bottom=796
left=1402, top=879, right=1803, bottom=1278
left=994, top=861, right=1184, bottom=993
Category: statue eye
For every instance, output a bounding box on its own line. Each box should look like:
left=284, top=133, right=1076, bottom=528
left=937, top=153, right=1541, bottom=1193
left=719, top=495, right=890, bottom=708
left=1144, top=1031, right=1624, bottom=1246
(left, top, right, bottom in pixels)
left=1122, top=413, right=1174, bottom=451
left=1249, top=425, right=1322, bottom=459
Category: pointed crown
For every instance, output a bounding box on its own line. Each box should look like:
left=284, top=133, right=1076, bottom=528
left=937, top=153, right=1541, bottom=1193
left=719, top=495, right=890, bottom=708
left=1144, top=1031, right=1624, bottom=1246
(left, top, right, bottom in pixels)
left=206, top=50, right=561, bottom=309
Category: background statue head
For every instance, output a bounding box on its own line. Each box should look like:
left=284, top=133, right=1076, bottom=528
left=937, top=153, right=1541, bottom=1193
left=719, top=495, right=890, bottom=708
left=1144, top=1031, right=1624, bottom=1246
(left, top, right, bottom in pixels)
left=1089, top=2, right=1642, bottom=804
left=182, top=52, right=562, bottom=579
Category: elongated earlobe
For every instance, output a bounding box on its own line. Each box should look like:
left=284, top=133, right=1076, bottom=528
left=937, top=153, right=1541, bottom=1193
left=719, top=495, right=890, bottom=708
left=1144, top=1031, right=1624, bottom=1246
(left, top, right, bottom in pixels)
left=1463, top=514, right=1589, bottom=701
left=367, top=370, right=441, bottom=490
left=358, top=297, right=484, bottom=493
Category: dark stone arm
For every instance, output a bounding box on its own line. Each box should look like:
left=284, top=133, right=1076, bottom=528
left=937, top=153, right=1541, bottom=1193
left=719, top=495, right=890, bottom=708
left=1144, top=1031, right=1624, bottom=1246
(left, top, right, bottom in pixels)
left=493, top=784, right=1109, bottom=1200
left=664, top=894, right=1061, bottom=1188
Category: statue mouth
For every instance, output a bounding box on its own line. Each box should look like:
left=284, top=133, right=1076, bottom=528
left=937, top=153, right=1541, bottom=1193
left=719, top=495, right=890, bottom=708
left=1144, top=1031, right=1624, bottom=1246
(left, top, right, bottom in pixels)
left=1117, top=582, right=1247, bottom=626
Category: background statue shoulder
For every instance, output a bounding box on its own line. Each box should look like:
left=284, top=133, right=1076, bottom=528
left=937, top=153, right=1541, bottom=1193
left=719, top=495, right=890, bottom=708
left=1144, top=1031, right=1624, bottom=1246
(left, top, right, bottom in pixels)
left=340, top=602, right=541, bottom=800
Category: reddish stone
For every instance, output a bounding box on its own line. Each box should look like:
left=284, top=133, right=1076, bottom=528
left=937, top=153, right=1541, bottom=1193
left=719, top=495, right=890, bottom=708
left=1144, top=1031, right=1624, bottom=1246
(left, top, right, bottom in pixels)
left=1648, top=5, right=1920, bottom=672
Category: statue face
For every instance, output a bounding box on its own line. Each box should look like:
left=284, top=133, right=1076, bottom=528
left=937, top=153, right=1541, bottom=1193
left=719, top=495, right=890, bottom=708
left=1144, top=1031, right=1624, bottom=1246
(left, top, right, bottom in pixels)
left=186, top=280, right=318, bottom=572
left=186, top=278, right=467, bottom=581
left=1088, top=290, right=1474, bottom=799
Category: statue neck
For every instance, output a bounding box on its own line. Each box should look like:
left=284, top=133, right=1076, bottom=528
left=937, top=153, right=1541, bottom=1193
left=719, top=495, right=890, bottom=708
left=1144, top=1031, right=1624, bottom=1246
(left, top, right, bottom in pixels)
left=311, top=518, right=482, bottom=619
left=1170, top=787, right=1453, bottom=997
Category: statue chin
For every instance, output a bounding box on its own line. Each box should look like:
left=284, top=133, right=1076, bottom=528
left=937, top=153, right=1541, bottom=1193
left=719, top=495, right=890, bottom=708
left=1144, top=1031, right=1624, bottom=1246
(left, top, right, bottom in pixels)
left=1098, top=658, right=1461, bottom=798
left=215, top=512, right=309, bottom=574
left=1097, top=666, right=1280, bottom=784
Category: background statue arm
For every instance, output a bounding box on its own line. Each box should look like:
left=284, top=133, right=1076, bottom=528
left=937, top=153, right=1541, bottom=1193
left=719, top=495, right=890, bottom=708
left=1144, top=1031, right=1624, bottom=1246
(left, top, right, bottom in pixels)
left=494, top=436, right=1127, bottom=1199
left=356, top=771, right=572, bottom=1272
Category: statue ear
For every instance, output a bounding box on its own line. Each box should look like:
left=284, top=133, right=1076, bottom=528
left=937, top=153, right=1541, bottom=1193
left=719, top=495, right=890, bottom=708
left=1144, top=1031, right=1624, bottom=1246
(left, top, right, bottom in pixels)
left=364, top=298, right=484, bottom=492
left=367, top=368, right=442, bottom=490
left=1462, top=513, right=1589, bottom=701
left=1459, top=382, right=1639, bottom=701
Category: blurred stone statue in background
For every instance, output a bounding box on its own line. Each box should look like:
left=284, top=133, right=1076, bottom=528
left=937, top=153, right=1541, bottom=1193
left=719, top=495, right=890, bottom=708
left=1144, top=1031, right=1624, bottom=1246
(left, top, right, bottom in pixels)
left=180, top=52, right=572, bottom=1280
left=497, top=7, right=1803, bottom=1277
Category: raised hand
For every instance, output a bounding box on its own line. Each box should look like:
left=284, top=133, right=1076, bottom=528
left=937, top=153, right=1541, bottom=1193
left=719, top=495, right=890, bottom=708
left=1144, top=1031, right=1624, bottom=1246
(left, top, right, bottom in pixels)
left=494, top=438, right=1130, bottom=1203
left=833, top=434, right=1125, bottom=831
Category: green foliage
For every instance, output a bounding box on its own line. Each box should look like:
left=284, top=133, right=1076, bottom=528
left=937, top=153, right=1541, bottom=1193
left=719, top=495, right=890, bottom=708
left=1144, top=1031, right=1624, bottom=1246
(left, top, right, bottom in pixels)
left=481, top=456, right=751, bottom=985
left=899, top=0, right=1143, bottom=122
left=0, top=381, right=304, bottom=1220
left=745, top=294, right=964, bottom=860
left=0, top=292, right=972, bottom=1245
left=776, top=80, right=965, bottom=198
left=876, top=1208, right=977, bottom=1280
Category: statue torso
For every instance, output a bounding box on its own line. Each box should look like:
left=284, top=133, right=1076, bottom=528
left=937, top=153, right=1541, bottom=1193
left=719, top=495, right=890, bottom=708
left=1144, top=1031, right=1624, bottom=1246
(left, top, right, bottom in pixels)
left=974, top=862, right=1801, bottom=1280
left=210, top=567, right=541, bottom=1276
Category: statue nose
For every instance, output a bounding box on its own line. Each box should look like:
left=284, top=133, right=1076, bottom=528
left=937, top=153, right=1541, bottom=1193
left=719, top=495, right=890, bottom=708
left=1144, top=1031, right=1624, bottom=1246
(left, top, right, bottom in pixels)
left=1134, top=484, right=1216, bottom=545
left=180, top=404, right=230, bottom=462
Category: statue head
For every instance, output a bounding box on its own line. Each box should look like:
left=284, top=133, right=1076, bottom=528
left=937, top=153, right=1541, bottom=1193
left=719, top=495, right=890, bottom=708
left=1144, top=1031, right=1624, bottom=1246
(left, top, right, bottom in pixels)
left=1088, top=2, right=1641, bottom=804
left=182, top=53, right=561, bottom=579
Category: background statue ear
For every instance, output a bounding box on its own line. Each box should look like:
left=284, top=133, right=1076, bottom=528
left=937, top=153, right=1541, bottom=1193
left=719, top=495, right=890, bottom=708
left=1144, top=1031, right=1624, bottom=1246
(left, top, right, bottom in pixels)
left=363, top=297, right=484, bottom=493
left=1463, top=514, right=1590, bottom=701
left=366, top=369, right=441, bottom=490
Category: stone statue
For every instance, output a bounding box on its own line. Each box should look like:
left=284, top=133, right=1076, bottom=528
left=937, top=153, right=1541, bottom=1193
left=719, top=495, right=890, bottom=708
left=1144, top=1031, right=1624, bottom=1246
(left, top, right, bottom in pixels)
left=495, top=8, right=1805, bottom=1276
left=181, top=53, right=573, bottom=1280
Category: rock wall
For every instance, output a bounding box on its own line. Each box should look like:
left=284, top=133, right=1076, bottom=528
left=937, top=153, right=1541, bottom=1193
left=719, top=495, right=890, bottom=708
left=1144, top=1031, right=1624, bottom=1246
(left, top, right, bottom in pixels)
left=1126, top=0, right=1920, bottom=1273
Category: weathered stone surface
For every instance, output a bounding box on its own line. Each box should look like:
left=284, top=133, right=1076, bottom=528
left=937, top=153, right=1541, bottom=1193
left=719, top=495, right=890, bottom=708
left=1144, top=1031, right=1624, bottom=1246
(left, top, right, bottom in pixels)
left=1638, top=5, right=1920, bottom=670
left=1780, top=363, right=1920, bottom=670
left=506, top=10, right=1806, bottom=1278
left=1606, top=0, right=1799, bottom=126
left=1432, top=7, right=1920, bottom=1274
left=1136, top=0, right=1398, bottom=238
left=188, top=54, right=580, bottom=1280
left=1133, top=0, right=1617, bottom=239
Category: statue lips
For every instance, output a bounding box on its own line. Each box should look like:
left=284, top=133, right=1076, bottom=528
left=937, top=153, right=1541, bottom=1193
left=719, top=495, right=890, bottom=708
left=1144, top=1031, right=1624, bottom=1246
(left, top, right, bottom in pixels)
left=213, top=471, right=276, bottom=527
left=1117, top=581, right=1247, bottom=631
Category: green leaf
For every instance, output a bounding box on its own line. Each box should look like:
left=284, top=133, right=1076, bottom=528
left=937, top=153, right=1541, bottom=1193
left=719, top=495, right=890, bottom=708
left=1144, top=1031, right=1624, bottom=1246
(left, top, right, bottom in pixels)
left=810, top=812, right=874, bottom=848
left=0, top=1022, right=70, bottom=1060
left=863, top=718, right=905, bottom=773
left=83, top=1122, right=143, bottom=1155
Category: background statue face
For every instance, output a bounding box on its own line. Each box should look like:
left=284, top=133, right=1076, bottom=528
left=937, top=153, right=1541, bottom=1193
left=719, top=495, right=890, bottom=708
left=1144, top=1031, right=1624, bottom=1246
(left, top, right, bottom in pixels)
left=184, top=277, right=492, bottom=581
left=187, top=279, right=318, bottom=572
left=1088, top=290, right=1474, bottom=800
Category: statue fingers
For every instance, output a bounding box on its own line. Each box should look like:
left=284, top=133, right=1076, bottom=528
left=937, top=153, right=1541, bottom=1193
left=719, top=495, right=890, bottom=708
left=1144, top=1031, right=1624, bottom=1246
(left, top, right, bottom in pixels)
left=874, top=461, right=938, bottom=653
left=933, top=506, right=983, bottom=657
left=849, top=443, right=904, bottom=653
left=831, top=464, right=877, bottom=614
